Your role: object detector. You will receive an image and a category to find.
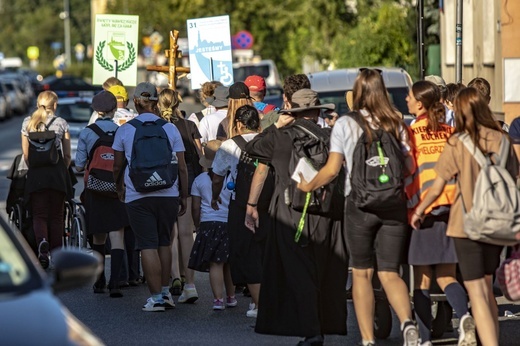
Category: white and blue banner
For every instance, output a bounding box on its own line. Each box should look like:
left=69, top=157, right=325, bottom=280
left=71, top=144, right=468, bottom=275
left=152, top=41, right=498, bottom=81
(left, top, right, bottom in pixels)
left=187, top=15, right=234, bottom=89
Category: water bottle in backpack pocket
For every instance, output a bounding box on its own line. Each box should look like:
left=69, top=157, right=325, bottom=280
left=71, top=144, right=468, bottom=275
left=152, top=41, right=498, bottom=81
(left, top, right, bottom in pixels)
left=127, top=118, right=178, bottom=192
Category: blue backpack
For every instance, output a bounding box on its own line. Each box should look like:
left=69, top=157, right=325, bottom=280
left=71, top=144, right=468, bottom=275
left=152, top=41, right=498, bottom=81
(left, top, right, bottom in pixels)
left=127, top=118, right=178, bottom=192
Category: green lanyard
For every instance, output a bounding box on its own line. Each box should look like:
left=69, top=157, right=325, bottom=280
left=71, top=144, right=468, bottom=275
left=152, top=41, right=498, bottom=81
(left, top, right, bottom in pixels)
left=295, top=192, right=311, bottom=243
left=377, top=141, right=389, bottom=183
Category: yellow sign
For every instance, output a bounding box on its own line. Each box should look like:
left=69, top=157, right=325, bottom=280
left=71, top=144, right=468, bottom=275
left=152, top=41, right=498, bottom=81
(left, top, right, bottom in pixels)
left=27, top=46, right=39, bottom=60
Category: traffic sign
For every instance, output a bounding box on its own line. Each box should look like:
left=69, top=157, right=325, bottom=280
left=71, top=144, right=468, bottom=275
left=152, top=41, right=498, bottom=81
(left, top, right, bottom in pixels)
left=232, top=30, right=254, bottom=50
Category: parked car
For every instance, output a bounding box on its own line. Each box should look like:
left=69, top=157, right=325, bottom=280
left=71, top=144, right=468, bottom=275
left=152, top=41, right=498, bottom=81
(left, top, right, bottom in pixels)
left=0, top=71, right=35, bottom=110
left=54, top=97, right=93, bottom=165
left=0, top=214, right=103, bottom=345
left=307, top=67, right=414, bottom=122
left=0, top=79, right=26, bottom=115
left=39, top=75, right=103, bottom=98
left=0, top=87, right=8, bottom=121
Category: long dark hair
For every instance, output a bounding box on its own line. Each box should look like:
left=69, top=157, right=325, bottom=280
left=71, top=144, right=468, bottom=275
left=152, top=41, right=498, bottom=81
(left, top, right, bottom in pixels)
left=453, top=87, right=501, bottom=153
left=412, top=80, right=446, bottom=132
left=352, top=69, right=403, bottom=143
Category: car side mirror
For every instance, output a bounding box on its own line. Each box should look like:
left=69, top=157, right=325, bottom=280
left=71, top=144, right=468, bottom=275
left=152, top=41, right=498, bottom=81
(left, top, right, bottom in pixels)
left=50, top=249, right=102, bottom=293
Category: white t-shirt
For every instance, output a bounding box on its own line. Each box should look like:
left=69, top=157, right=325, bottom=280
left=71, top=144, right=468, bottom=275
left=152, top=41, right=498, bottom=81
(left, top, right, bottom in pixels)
left=198, top=109, right=227, bottom=143
left=191, top=172, right=231, bottom=223
left=88, top=108, right=137, bottom=126
left=187, top=106, right=216, bottom=128
left=330, top=110, right=410, bottom=196
left=211, top=133, right=258, bottom=200
left=112, top=113, right=185, bottom=203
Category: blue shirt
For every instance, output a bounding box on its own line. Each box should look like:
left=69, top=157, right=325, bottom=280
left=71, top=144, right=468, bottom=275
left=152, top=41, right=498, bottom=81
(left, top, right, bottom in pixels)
left=75, top=117, right=118, bottom=169
left=112, top=113, right=185, bottom=203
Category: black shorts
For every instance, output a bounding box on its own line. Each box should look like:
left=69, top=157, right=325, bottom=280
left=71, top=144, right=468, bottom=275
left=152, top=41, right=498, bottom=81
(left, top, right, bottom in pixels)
left=126, top=197, right=179, bottom=250
left=453, top=237, right=503, bottom=281
left=345, top=200, right=409, bottom=272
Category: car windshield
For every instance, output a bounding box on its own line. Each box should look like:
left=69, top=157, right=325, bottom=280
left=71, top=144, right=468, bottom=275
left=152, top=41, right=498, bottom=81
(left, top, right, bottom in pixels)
left=0, top=224, right=31, bottom=291
left=317, top=87, right=410, bottom=118
left=56, top=102, right=93, bottom=123
left=233, top=65, right=270, bottom=82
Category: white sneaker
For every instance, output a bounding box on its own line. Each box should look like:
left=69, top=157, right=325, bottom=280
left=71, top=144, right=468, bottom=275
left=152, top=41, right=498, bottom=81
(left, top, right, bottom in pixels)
left=246, top=308, right=258, bottom=318
left=458, top=313, right=477, bottom=346
left=402, top=320, right=419, bottom=346
left=162, top=292, right=176, bottom=309
left=142, top=297, right=166, bottom=312
left=178, top=287, right=199, bottom=304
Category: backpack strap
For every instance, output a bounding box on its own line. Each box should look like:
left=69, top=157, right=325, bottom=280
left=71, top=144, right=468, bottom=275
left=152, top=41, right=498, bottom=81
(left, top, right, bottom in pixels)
left=497, top=135, right=510, bottom=168
left=195, top=111, right=204, bottom=121
left=457, top=133, right=489, bottom=168
left=87, top=123, right=116, bottom=138
left=46, top=116, right=58, bottom=129
left=231, top=135, right=248, bottom=151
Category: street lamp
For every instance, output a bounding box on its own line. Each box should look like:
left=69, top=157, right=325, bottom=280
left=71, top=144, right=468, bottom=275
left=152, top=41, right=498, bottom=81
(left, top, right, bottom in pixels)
left=59, top=0, right=71, bottom=67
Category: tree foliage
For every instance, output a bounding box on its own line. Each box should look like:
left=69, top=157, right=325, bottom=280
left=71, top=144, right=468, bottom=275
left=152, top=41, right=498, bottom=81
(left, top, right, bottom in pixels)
left=0, top=0, right=436, bottom=80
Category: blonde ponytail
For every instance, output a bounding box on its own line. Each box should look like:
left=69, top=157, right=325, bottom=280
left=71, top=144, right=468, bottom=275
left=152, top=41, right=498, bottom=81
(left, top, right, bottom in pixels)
left=27, top=91, right=58, bottom=132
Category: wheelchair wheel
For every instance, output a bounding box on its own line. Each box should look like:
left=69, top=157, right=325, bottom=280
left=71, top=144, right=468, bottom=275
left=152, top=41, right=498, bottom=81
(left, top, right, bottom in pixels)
left=70, top=207, right=87, bottom=249
left=374, top=298, right=392, bottom=339
left=431, top=301, right=453, bottom=338
left=8, top=204, right=23, bottom=232
left=63, top=201, right=74, bottom=247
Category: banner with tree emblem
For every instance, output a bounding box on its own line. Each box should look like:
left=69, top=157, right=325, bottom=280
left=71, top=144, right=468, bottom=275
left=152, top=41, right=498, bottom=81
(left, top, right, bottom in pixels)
left=93, top=14, right=139, bottom=86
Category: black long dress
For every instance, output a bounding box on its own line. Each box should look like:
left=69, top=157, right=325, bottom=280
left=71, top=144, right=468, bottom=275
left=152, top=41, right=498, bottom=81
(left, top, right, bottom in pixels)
left=245, top=121, right=348, bottom=338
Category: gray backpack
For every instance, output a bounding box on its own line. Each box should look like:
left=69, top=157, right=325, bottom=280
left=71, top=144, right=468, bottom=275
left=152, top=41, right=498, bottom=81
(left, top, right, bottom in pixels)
left=458, top=133, right=520, bottom=246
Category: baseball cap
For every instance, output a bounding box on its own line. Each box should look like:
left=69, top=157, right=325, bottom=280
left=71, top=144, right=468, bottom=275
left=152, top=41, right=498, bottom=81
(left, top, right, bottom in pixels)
left=108, top=85, right=128, bottom=101
left=91, top=91, right=117, bottom=113
left=425, top=75, right=446, bottom=87
left=244, top=75, right=266, bottom=92
left=227, top=82, right=252, bottom=100
left=134, top=82, right=158, bottom=101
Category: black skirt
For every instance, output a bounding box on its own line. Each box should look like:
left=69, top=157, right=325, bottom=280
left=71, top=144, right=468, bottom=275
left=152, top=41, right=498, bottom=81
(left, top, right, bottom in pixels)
left=84, top=190, right=129, bottom=235
left=408, top=213, right=458, bottom=265
left=188, top=221, right=229, bottom=272
left=227, top=200, right=267, bottom=285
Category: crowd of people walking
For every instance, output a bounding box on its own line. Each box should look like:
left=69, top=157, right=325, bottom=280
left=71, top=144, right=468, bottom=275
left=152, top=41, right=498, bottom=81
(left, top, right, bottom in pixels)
left=16, top=69, right=520, bottom=346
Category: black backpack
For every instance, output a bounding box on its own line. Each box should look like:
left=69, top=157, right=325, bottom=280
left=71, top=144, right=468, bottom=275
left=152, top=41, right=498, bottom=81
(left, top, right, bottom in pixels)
left=231, top=135, right=273, bottom=209
left=347, top=111, right=406, bottom=210
left=127, top=118, right=178, bottom=193
left=27, top=117, right=59, bottom=168
left=284, top=118, right=344, bottom=220
left=84, top=124, right=118, bottom=198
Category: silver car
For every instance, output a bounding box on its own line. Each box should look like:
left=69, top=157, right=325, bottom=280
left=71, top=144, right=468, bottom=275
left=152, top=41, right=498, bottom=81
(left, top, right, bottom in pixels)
left=0, top=214, right=104, bottom=345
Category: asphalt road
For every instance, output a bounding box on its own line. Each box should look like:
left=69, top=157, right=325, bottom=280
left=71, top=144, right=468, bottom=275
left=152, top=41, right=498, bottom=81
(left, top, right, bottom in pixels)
left=1, top=102, right=520, bottom=345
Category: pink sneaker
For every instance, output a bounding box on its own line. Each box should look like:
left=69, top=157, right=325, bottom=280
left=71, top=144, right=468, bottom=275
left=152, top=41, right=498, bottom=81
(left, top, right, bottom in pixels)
left=226, top=296, right=238, bottom=307
left=213, top=298, right=225, bottom=310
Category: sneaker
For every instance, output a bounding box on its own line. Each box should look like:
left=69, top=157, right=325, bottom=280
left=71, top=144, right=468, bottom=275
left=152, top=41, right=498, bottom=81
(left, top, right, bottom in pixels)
left=169, top=278, right=182, bottom=296
left=37, top=239, right=50, bottom=269
left=213, top=298, right=225, bottom=310
left=458, top=313, right=477, bottom=346
left=420, top=342, right=433, bottom=346
left=162, top=292, right=176, bottom=309
left=226, top=296, right=238, bottom=307
left=402, top=320, right=419, bottom=346
left=246, top=308, right=258, bottom=318
left=142, top=297, right=166, bottom=312
left=178, top=287, right=199, bottom=304
left=356, top=343, right=375, bottom=346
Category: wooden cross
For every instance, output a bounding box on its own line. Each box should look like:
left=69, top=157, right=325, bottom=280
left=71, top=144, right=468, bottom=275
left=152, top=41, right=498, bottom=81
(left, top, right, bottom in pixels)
left=146, top=30, right=190, bottom=90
